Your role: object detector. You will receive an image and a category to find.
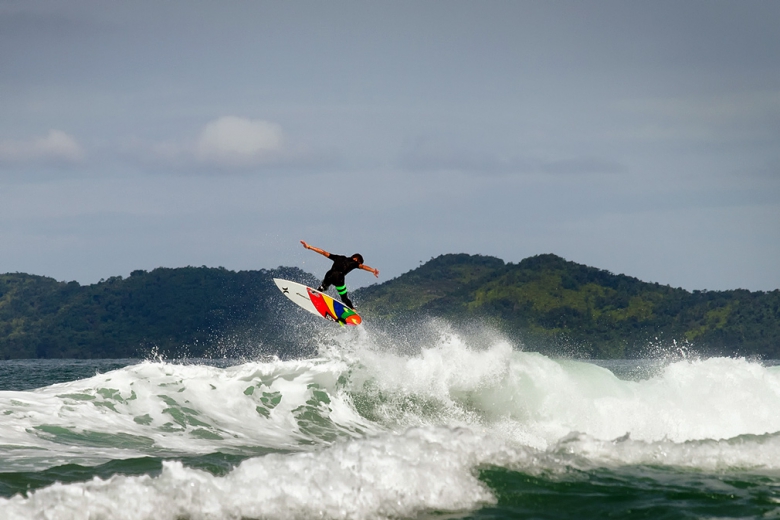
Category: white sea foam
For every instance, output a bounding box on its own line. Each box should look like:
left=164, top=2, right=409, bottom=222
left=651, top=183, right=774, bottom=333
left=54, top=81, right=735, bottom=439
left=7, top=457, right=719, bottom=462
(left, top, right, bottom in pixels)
left=0, top=427, right=507, bottom=520
left=550, top=430, right=780, bottom=471
left=0, top=357, right=380, bottom=471
left=344, top=331, right=780, bottom=448
left=5, top=422, right=780, bottom=520
left=2, top=326, right=780, bottom=484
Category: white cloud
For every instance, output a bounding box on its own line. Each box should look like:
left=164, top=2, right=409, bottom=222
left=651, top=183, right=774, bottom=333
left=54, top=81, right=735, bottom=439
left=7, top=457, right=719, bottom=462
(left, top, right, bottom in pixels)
left=124, top=116, right=338, bottom=173
left=195, top=116, right=284, bottom=167
left=0, top=130, right=85, bottom=165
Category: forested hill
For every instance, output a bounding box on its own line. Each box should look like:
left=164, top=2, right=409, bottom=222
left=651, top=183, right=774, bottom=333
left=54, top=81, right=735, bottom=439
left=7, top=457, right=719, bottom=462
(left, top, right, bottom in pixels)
left=0, top=267, right=321, bottom=360
left=355, top=254, right=780, bottom=358
left=1, top=254, right=779, bottom=360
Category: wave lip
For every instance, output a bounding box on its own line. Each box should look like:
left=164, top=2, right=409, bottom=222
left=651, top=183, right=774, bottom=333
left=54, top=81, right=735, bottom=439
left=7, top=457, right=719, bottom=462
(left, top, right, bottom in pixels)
left=345, top=331, right=780, bottom=448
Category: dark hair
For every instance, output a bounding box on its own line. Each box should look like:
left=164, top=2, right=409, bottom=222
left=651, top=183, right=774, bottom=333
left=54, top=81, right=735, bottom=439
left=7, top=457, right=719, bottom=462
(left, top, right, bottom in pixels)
left=351, top=254, right=364, bottom=264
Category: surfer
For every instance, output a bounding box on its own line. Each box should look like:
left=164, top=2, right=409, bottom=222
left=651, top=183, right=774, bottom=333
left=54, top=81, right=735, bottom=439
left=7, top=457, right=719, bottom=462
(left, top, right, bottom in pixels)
left=300, top=240, right=379, bottom=309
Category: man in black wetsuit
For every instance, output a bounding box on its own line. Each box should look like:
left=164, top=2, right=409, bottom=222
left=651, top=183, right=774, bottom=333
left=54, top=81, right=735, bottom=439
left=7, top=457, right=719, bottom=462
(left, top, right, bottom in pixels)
left=301, top=240, right=379, bottom=309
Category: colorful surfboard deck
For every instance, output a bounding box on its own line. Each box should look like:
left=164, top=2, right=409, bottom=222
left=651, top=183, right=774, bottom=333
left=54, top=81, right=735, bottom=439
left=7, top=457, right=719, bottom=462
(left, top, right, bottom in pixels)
left=273, top=278, right=362, bottom=326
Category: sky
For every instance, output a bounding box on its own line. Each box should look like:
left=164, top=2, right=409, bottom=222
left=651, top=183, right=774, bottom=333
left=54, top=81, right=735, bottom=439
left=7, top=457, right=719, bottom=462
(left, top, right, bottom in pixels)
left=1, top=0, right=778, bottom=291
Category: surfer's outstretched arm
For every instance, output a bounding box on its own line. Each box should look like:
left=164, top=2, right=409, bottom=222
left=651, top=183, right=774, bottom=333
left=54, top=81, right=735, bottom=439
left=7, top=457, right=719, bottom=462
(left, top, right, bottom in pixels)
left=301, top=240, right=330, bottom=258
left=359, top=264, right=380, bottom=278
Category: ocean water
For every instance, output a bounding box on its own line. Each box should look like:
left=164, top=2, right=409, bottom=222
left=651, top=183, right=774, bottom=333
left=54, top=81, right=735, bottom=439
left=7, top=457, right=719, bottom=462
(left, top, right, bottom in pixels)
left=1, top=325, right=780, bottom=519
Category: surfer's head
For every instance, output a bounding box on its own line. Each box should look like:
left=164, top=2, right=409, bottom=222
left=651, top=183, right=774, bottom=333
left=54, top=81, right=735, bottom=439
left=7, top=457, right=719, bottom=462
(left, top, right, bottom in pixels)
left=351, top=254, right=364, bottom=265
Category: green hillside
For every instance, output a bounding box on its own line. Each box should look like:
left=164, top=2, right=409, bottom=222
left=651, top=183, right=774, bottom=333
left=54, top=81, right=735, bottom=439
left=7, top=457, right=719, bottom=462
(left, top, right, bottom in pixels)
left=355, top=254, right=780, bottom=358
left=0, top=266, right=320, bottom=360
left=1, top=254, right=778, bottom=359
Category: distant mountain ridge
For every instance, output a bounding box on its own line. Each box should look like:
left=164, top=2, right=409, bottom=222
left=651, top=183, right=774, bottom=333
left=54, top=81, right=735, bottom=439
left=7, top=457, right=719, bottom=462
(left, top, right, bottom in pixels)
left=355, top=253, right=780, bottom=358
left=0, top=266, right=321, bottom=360
left=1, top=254, right=778, bottom=359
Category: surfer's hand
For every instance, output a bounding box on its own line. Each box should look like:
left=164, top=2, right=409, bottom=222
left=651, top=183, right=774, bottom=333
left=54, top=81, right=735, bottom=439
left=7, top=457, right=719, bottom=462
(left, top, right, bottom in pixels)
left=373, top=269, right=379, bottom=278
left=301, top=240, right=309, bottom=250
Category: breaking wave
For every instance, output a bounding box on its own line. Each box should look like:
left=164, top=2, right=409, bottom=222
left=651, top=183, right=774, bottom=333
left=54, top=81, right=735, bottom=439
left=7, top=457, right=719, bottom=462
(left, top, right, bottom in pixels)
left=2, top=324, right=780, bottom=518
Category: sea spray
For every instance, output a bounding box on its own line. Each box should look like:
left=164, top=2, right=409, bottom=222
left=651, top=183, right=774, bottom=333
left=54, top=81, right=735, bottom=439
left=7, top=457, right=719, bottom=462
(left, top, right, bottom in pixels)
left=339, top=332, right=780, bottom=448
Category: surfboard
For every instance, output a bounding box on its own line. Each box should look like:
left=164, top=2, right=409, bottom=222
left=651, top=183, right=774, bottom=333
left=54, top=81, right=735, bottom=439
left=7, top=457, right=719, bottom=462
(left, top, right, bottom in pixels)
left=273, top=278, right=362, bottom=326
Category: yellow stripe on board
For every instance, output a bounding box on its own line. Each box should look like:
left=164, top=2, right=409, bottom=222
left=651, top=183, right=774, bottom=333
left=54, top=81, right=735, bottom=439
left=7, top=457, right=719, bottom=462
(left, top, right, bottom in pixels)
left=325, top=297, right=338, bottom=320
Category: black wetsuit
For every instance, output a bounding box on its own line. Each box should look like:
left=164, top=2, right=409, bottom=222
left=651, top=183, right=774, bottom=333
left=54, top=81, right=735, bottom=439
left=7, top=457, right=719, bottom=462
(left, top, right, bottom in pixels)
left=318, top=254, right=359, bottom=309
